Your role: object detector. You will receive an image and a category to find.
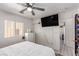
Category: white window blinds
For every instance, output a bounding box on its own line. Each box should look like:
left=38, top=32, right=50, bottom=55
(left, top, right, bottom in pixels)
left=4, top=20, right=24, bottom=38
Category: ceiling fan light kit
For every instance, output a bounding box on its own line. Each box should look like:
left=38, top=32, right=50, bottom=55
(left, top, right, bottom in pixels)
left=27, top=7, right=32, bottom=11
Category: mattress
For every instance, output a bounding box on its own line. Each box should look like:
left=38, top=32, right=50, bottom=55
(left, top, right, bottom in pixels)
left=0, top=41, right=55, bottom=56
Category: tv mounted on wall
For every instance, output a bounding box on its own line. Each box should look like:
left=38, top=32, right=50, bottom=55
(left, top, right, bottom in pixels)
left=41, top=14, right=59, bottom=27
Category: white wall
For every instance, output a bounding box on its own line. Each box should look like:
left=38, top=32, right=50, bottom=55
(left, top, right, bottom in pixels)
left=0, top=10, right=33, bottom=48
left=33, top=19, right=60, bottom=51
left=59, top=8, right=78, bottom=48
left=33, top=7, right=79, bottom=53
left=58, top=7, right=79, bottom=56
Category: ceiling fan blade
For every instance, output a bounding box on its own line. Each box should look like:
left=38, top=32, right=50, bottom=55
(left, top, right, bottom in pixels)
left=33, top=7, right=45, bottom=11
left=31, top=10, right=35, bottom=16
left=20, top=8, right=27, bottom=13
left=30, top=3, right=35, bottom=6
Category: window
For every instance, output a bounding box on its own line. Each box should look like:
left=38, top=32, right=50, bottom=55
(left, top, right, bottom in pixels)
left=4, top=20, right=15, bottom=38
left=4, top=20, right=24, bottom=38
left=15, top=22, right=24, bottom=36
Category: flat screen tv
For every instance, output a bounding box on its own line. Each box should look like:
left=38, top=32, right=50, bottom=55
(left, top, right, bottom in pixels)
left=41, top=14, right=59, bottom=27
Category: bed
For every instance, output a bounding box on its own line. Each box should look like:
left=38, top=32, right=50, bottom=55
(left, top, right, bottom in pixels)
left=0, top=41, right=55, bottom=56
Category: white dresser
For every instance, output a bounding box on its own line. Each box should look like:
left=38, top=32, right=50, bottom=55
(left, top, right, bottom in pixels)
left=25, top=33, right=35, bottom=42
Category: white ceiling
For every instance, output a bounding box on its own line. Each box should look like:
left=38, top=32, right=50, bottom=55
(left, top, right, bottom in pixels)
left=0, top=3, right=79, bottom=19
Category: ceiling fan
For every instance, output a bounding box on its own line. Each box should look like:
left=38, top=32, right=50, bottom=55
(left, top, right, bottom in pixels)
left=19, top=3, right=45, bottom=16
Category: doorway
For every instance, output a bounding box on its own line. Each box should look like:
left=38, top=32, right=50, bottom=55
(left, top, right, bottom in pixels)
left=75, top=14, right=79, bottom=56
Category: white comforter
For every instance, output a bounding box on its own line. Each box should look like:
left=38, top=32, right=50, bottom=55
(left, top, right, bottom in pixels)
left=0, top=41, right=55, bottom=56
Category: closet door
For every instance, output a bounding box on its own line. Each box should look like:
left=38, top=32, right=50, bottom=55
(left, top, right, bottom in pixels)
left=65, top=18, right=75, bottom=48
left=65, top=18, right=75, bottom=56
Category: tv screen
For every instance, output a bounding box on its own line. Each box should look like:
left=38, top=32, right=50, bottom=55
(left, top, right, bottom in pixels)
left=41, top=14, right=59, bottom=27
